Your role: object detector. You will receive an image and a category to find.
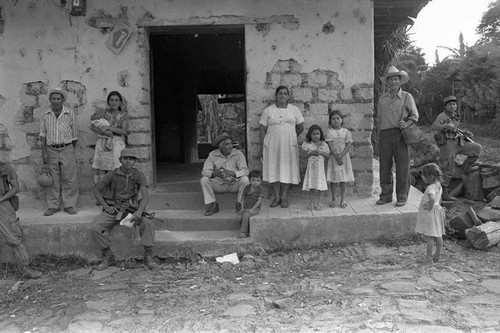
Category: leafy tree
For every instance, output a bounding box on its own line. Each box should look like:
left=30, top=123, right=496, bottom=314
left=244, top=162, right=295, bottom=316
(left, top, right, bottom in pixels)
left=459, top=45, right=500, bottom=120
left=477, top=0, right=500, bottom=45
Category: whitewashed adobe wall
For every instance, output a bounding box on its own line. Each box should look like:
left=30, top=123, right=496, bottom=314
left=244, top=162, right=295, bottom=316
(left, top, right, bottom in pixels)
left=0, top=0, right=373, bottom=199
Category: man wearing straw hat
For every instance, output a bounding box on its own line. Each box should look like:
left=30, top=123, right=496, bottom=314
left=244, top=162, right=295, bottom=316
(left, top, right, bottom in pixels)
left=200, top=133, right=249, bottom=216
left=39, top=87, right=79, bottom=216
left=376, top=66, right=419, bottom=207
left=0, top=153, right=42, bottom=278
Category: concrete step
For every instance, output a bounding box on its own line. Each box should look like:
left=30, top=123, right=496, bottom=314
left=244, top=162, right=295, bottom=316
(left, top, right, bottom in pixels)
left=153, top=210, right=241, bottom=231
left=154, top=230, right=256, bottom=258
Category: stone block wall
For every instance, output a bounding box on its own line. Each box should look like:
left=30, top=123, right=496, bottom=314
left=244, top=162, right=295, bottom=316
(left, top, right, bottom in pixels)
left=248, top=59, right=373, bottom=197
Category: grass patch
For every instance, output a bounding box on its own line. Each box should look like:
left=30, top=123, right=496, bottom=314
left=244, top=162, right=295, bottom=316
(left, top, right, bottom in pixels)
left=373, top=234, right=425, bottom=247
left=0, top=253, right=91, bottom=279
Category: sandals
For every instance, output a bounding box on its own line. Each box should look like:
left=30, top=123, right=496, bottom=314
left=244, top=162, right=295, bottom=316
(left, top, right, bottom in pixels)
left=280, top=199, right=289, bottom=208
left=269, top=199, right=281, bottom=208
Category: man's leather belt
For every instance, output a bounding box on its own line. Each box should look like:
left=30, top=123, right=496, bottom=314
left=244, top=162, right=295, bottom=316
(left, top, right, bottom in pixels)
left=49, top=143, right=72, bottom=148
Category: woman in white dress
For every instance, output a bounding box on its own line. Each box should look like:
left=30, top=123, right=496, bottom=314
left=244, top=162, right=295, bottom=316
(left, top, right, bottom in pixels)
left=260, top=86, right=304, bottom=208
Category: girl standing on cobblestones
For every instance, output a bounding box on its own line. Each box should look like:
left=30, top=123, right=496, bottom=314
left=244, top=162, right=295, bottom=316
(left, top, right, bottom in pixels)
left=415, top=163, right=446, bottom=264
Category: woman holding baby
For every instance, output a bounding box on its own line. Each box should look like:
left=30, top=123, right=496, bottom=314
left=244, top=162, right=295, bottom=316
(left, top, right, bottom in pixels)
left=90, top=91, right=129, bottom=183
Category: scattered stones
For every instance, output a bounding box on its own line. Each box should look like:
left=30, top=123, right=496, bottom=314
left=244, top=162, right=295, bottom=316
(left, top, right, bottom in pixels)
left=90, top=266, right=121, bottom=280
left=223, top=303, right=255, bottom=317
left=66, top=267, right=92, bottom=278
left=2, top=242, right=500, bottom=332
left=401, top=325, right=463, bottom=333
left=380, top=281, right=417, bottom=293
left=271, top=298, right=294, bottom=309
left=417, top=276, right=444, bottom=288
left=67, top=320, right=103, bottom=333
left=432, top=271, right=462, bottom=283
left=462, top=294, right=500, bottom=305
left=397, top=300, right=445, bottom=322
left=480, top=279, right=500, bottom=294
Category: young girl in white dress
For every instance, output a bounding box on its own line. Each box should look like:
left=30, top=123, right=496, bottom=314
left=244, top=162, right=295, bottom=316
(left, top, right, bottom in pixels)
left=325, top=110, right=355, bottom=208
left=415, top=163, right=446, bottom=264
left=302, top=125, right=330, bottom=210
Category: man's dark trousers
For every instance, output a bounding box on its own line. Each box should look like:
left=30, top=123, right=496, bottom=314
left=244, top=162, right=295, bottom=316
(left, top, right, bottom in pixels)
left=379, top=128, right=410, bottom=203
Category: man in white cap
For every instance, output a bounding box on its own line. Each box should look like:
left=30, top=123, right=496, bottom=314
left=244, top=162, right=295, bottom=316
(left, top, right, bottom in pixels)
left=39, top=87, right=79, bottom=216
left=90, top=148, right=158, bottom=270
left=200, top=133, right=249, bottom=216
left=431, top=96, right=482, bottom=200
left=0, top=153, right=42, bottom=278
left=376, top=66, right=419, bottom=207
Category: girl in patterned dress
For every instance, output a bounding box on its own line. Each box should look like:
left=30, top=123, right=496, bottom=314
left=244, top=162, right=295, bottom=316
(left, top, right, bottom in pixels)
left=415, top=163, right=446, bottom=264
left=325, top=110, right=355, bottom=208
left=302, top=125, right=330, bottom=211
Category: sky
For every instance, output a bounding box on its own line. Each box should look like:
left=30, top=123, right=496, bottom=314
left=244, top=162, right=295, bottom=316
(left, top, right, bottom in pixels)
left=410, top=0, right=492, bottom=65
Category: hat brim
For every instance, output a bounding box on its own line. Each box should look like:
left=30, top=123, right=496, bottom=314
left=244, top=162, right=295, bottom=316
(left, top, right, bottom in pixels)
left=49, top=89, right=68, bottom=101
left=212, top=135, right=232, bottom=147
left=381, top=70, right=410, bottom=85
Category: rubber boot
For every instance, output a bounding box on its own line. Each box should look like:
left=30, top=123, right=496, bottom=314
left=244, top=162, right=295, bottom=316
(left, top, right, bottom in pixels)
left=462, top=156, right=479, bottom=175
left=96, top=247, right=115, bottom=271
left=442, top=185, right=456, bottom=201
left=144, top=246, right=159, bottom=270
left=23, top=267, right=42, bottom=279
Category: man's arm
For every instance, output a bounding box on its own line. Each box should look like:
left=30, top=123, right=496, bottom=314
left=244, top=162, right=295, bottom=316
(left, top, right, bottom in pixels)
left=233, top=151, right=249, bottom=178
left=0, top=178, right=19, bottom=203
left=249, top=196, right=263, bottom=214
left=405, top=93, right=419, bottom=125
left=296, top=122, right=304, bottom=136
left=133, top=185, right=149, bottom=219
left=71, top=109, right=78, bottom=148
left=40, top=136, right=48, bottom=164
left=93, top=182, right=117, bottom=214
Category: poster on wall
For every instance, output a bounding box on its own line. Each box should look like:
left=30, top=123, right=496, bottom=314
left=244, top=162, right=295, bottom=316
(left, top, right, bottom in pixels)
left=105, top=21, right=134, bottom=54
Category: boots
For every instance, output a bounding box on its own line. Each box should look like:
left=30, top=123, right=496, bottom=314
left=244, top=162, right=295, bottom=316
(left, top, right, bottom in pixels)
left=96, top=247, right=115, bottom=271
left=442, top=185, right=456, bottom=201
left=204, top=202, right=219, bottom=216
left=462, top=156, right=479, bottom=175
left=144, top=246, right=159, bottom=270
left=23, top=267, right=42, bottom=279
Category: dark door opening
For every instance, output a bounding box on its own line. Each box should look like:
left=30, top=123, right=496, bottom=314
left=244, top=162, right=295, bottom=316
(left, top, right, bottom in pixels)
left=150, top=26, right=246, bottom=184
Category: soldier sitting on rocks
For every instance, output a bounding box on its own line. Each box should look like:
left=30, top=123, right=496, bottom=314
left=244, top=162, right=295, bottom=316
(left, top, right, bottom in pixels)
left=90, top=149, right=159, bottom=270
left=431, top=96, right=482, bottom=201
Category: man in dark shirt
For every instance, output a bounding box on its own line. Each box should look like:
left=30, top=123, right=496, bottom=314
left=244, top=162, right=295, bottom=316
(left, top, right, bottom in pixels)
left=90, top=149, right=158, bottom=270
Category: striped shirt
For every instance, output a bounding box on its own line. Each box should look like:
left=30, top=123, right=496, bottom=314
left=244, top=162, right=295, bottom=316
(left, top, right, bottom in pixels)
left=39, top=106, right=78, bottom=145
left=377, top=89, right=419, bottom=131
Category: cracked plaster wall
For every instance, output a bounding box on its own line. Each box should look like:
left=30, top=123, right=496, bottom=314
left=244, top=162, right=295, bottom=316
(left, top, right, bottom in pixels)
left=0, top=0, right=374, bottom=198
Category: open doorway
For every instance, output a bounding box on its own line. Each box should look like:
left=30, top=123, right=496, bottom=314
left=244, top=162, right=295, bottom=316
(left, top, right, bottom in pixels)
left=150, top=26, right=246, bottom=185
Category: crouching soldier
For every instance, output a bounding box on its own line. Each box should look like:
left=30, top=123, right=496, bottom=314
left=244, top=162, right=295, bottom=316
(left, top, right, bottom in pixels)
left=90, top=149, right=159, bottom=270
left=0, top=155, right=42, bottom=278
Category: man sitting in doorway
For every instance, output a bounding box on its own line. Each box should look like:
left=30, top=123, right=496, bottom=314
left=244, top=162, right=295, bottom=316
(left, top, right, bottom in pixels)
left=200, top=133, right=249, bottom=216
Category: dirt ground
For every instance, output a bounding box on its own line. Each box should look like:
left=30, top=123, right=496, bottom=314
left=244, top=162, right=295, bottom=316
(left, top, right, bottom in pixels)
left=1, top=134, right=500, bottom=333
left=1, top=239, right=500, bottom=333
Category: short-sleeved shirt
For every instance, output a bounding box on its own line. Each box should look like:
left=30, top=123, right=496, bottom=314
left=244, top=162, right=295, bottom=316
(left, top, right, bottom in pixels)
left=39, top=106, right=78, bottom=145
left=100, top=167, right=147, bottom=201
left=0, top=163, right=17, bottom=196
left=432, top=111, right=460, bottom=140
left=242, top=185, right=265, bottom=209
left=377, top=89, right=418, bottom=130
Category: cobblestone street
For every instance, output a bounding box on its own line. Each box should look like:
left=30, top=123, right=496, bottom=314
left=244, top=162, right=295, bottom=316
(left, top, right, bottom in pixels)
left=1, top=240, right=500, bottom=332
